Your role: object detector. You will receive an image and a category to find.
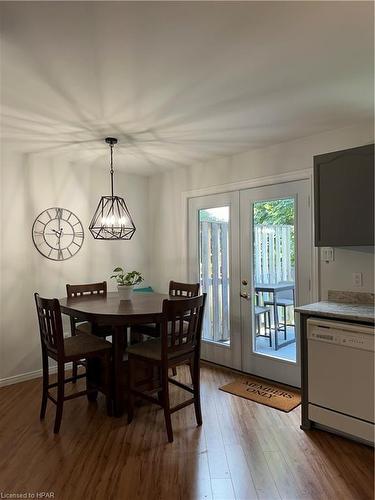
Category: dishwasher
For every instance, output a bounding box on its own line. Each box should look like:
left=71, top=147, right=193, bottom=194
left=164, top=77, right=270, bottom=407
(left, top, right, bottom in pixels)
left=307, top=318, right=374, bottom=444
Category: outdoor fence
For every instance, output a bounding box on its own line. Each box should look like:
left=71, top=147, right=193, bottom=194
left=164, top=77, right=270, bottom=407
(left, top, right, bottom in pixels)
left=200, top=221, right=294, bottom=342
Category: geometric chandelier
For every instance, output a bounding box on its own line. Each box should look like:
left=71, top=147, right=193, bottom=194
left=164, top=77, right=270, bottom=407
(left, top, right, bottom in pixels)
left=89, top=137, right=136, bottom=240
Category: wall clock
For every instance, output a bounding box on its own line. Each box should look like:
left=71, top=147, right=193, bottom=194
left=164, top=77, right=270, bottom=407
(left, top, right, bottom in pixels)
left=32, top=207, right=84, bottom=261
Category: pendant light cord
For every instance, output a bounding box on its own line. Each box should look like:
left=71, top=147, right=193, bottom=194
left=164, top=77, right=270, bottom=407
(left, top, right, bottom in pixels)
left=110, top=143, right=114, bottom=198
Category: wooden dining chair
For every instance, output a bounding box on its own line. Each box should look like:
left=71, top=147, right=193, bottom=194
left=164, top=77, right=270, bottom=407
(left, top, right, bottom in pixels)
left=132, top=281, right=200, bottom=337
left=169, top=280, right=200, bottom=298
left=127, top=294, right=206, bottom=443
left=169, top=281, right=201, bottom=375
left=66, top=282, right=112, bottom=382
left=35, top=293, right=112, bottom=433
left=131, top=281, right=200, bottom=375
left=66, top=281, right=107, bottom=335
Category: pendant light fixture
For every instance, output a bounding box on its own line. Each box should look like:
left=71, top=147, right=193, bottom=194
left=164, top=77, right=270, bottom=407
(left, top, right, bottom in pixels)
left=89, top=137, right=136, bottom=240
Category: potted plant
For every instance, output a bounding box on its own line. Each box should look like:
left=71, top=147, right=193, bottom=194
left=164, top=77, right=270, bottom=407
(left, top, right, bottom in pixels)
left=111, top=267, right=144, bottom=300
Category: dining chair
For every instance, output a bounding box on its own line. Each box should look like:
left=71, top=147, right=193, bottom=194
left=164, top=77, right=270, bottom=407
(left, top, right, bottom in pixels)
left=131, top=280, right=200, bottom=340
left=66, top=281, right=107, bottom=334
left=169, top=281, right=201, bottom=376
left=127, top=294, right=206, bottom=443
left=169, top=280, right=200, bottom=297
left=131, top=281, right=200, bottom=375
left=66, top=281, right=112, bottom=382
left=35, top=293, right=112, bottom=433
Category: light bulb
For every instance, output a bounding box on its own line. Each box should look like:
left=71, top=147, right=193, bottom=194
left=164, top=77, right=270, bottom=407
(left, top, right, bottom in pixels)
left=101, top=214, right=130, bottom=227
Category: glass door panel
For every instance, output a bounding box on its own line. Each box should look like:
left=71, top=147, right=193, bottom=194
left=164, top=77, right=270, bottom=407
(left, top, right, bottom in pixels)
left=252, top=198, right=297, bottom=362
left=199, top=207, right=230, bottom=344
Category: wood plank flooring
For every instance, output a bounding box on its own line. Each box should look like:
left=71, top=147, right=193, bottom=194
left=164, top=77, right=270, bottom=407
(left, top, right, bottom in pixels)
left=0, top=363, right=373, bottom=500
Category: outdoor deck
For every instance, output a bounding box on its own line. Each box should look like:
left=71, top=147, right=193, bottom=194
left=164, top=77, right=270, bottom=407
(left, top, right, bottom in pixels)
left=255, top=325, right=296, bottom=362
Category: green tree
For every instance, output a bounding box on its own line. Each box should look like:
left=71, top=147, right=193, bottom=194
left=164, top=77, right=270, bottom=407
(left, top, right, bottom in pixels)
left=199, top=209, right=226, bottom=223
left=253, top=199, right=294, bottom=225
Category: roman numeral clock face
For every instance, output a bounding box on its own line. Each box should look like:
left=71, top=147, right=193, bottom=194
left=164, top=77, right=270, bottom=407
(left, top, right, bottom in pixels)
left=32, top=208, right=84, bottom=261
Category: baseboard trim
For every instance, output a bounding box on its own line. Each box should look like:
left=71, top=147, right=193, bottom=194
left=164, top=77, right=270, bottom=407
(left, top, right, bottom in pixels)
left=0, top=363, right=73, bottom=388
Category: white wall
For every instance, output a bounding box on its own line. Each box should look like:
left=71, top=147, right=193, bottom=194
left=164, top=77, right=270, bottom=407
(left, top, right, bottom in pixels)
left=0, top=146, right=150, bottom=383
left=319, top=247, right=374, bottom=298
left=148, top=121, right=374, bottom=298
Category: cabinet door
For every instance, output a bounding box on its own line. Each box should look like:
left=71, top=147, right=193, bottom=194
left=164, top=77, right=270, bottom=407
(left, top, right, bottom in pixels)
left=314, top=144, right=374, bottom=246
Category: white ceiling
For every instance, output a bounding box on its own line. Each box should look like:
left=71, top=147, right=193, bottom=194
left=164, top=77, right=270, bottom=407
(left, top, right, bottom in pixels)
left=1, top=1, right=373, bottom=175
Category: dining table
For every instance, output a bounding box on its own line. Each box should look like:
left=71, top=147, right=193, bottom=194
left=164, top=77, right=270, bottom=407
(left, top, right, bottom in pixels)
left=60, top=291, right=176, bottom=417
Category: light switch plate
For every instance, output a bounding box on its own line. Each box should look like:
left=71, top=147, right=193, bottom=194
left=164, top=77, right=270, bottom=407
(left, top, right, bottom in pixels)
left=321, top=247, right=334, bottom=262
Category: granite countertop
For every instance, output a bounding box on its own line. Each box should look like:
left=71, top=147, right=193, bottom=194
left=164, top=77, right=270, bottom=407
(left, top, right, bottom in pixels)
left=295, top=301, right=375, bottom=323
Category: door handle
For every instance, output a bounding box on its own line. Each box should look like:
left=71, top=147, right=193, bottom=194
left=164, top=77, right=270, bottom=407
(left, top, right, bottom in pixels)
left=240, top=292, right=251, bottom=300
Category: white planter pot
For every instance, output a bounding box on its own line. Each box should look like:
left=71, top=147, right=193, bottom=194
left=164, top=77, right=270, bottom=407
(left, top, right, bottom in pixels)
left=117, top=285, right=134, bottom=300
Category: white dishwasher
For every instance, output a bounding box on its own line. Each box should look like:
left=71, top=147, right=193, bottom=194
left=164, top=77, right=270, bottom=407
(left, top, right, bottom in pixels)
left=307, top=318, right=374, bottom=444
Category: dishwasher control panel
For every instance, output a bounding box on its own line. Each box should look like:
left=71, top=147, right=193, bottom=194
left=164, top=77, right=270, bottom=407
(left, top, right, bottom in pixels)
left=307, top=319, right=374, bottom=352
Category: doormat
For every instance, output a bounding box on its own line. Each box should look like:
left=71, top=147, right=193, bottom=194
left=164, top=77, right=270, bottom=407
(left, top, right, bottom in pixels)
left=219, top=376, right=301, bottom=412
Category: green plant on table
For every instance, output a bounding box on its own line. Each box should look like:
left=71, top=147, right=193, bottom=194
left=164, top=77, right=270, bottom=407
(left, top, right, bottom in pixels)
left=111, top=267, right=144, bottom=286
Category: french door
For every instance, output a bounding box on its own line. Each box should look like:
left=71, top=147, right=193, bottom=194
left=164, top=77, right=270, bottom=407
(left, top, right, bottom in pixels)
left=188, top=180, right=312, bottom=387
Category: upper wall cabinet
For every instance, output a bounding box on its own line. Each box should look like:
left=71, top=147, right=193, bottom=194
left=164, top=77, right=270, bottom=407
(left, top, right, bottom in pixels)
left=314, top=144, right=374, bottom=247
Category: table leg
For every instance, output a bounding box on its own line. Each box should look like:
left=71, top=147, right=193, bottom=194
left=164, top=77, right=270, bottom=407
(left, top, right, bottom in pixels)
left=273, top=292, right=279, bottom=350
left=112, top=325, right=127, bottom=417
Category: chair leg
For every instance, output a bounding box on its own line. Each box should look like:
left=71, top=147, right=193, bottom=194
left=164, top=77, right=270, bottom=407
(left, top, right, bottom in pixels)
left=71, top=322, right=78, bottom=383
left=86, top=358, right=98, bottom=402
left=192, top=356, right=202, bottom=426
left=188, top=360, right=194, bottom=384
left=72, top=361, right=78, bottom=383
left=40, top=350, right=49, bottom=420
left=54, top=362, right=65, bottom=434
left=157, top=367, right=163, bottom=403
left=161, top=364, right=173, bottom=443
left=283, top=306, right=287, bottom=340
left=267, top=311, right=272, bottom=347
left=103, top=353, right=113, bottom=417
left=127, top=356, right=135, bottom=424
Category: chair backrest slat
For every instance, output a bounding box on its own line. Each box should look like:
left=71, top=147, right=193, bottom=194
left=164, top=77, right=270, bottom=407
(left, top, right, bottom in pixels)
left=66, top=281, right=107, bottom=298
left=169, top=280, right=200, bottom=298
left=161, top=294, right=206, bottom=357
left=34, top=293, right=64, bottom=356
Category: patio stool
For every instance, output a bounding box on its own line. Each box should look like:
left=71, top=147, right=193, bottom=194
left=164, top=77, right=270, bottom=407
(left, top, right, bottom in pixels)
left=255, top=305, right=272, bottom=347
left=264, top=288, right=295, bottom=340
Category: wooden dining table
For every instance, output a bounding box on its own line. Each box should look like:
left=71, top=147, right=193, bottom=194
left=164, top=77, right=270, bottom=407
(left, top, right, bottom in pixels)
left=60, top=292, right=175, bottom=417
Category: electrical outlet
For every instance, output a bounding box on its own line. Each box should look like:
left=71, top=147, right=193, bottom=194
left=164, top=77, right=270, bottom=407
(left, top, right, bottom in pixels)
left=321, top=247, right=334, bottom=262
left=352, top=272, right=363, bottom=287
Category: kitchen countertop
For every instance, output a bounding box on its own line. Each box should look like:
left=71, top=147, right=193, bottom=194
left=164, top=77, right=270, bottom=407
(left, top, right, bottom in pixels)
left=295, top=300, right=375, bottom=323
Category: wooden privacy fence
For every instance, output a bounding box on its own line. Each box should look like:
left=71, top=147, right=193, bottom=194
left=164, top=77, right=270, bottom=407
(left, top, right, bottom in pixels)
left=200, top=221, right=230, bottom=342
left=254, top=225, right=295, bottom=284
left=200, top=221, right=294, bottom=342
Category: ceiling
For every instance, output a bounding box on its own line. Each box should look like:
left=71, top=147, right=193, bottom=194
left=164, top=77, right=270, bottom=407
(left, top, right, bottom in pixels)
left=1, top=1, right=373, bottom=175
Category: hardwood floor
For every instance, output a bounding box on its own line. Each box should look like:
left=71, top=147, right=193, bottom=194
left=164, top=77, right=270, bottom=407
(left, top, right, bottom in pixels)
left=0, top=363, right=373, bottom=500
